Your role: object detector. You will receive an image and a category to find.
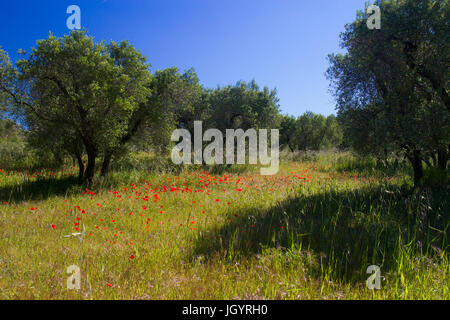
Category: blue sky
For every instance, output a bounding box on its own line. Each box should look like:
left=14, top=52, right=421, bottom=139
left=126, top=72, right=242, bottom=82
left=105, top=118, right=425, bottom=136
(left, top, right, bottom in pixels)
left=0, top=0, right=369, bottom=116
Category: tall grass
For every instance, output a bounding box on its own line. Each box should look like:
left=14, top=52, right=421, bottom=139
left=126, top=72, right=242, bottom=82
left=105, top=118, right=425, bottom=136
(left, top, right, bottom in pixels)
left=0, top=152, right=448, bottom=299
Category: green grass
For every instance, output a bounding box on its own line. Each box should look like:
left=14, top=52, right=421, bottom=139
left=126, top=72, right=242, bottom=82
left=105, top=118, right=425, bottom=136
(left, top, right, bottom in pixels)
left=0, top=152, right=448, bottom=299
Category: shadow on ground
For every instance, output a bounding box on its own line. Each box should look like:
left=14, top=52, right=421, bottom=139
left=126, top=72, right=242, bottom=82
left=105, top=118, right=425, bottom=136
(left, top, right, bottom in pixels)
left=191, top=184, right=449, bottom=283
left=0, top=175, right=81, bottom=203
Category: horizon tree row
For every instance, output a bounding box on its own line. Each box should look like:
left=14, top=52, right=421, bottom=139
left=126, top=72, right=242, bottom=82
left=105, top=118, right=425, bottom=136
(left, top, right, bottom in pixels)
left=0, top=31, right=287, bottom=185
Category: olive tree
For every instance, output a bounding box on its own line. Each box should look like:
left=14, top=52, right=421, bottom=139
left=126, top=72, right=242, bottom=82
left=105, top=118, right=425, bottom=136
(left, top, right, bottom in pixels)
left=7, top=30, right=151, bottom=185
left=327, top=0, right=449, bottom=185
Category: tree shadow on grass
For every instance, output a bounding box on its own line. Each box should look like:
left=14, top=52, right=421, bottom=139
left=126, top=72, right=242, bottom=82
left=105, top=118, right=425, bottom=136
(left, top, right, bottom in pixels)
left=331, top=156, right=411, bottom=178
left=0, top=175, right=81, bottom=203
left=192, top=184, right=449, bottom=284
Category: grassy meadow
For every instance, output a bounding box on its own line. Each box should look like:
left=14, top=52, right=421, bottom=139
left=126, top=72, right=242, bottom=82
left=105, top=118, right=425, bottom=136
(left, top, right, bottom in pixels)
left=0, top=152, right=448, bottom=299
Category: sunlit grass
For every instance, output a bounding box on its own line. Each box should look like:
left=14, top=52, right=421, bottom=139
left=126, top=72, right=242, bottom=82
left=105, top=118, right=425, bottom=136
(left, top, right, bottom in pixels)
left=0, top=153, right=448, bottom=299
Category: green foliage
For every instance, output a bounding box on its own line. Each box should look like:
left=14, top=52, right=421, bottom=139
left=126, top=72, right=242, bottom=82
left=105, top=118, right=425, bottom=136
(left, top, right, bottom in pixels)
left=0, top=119, right=28, bottom=169
left=279, top=114, right=297, bottom=151
left=135, top=67, right=205, bottom=154
left=280, top=112, right=343, bottom=151
left=327, top=0, right=450, bottom=184
left=207, top=80, right=281, bottom=132
left=0, top=47, right=17, bottom=118
left=420, top=167, right=450, bottom=188
left=9, top=30, right=152, bottom=184
left=0, top=1, right=449, bottom=300
left=0, top=147, right=448, bottom=298
left=109, top=152, right=186, bottom=174
left=0, top=118, right=62, bottom=170
left=331, top=152, right=412, bottom=179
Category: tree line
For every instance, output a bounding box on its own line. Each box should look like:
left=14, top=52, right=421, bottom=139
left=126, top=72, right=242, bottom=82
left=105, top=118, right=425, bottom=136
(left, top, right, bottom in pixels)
left=0, top=30, right=343, bottom=185
left=1, top=0, right=448, bottom=187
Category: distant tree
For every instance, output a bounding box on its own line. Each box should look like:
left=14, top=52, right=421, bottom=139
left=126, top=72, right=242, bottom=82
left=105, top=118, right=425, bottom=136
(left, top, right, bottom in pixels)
left=279, top=114, right=297, bottom=152
left=322, top=115, right=343, bottom=149
left=205, top=80, right=281, bottom=164
left=174, top=69, right=211, bottom=132
left=147, top=68, right=206, bottom=152
left=327, top=0, right=449, bottom=185
left=0, top=118, right=27, bottom=168
left=208, top=80, right=280, bottom=131
left=293, top=111, right=320, bottom=151
left=289, top=112, right=342, bottom=151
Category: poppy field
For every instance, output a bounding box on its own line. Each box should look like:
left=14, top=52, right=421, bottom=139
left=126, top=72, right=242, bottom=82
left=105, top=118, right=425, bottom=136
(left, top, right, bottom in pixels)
left=0, top=152, right=448, bottom=299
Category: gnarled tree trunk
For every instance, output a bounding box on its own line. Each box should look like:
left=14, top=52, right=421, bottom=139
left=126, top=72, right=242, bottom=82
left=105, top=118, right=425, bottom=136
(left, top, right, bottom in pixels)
left=83, top=143, right=97, bottom=187
left=75, top=152, right=84, bottom=184
left=407, top=150, right=423, bottom=186
left=101, top=152, right=112, bottom=177
left=437, top=146, right=448, bottom=170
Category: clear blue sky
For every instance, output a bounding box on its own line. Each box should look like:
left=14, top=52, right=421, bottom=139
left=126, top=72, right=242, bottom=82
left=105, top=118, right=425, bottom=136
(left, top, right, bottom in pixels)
left=0, top=0, right=369, bottom=117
